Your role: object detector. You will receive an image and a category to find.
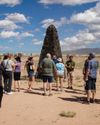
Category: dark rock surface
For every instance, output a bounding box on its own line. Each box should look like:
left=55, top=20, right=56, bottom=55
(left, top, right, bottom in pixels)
left=37, top=25, right=62, bottom=78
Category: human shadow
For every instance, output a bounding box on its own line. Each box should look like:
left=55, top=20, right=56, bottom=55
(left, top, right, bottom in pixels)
left=58, top=95, right=100, bottom=104
left=95, top=99, right=100, bottom=104
left=58, top=96, right=87, bottom=104
left=65, top=89, right=84, bottom=95
left=24, top=90, right=43, bottom=96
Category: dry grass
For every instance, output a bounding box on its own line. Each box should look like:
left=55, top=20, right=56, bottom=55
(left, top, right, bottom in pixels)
left=59, top=111, right=76, bottom=118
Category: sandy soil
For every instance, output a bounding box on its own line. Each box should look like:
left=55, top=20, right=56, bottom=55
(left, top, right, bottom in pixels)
left=0, top=56, right=100, bottom=125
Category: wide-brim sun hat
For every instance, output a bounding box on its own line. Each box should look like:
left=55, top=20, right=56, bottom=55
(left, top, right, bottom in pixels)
left=58, top=58, right=62, bottom=62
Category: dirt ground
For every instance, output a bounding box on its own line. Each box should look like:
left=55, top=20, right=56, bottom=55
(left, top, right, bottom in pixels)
left=0, top=55, right=100, bottom=125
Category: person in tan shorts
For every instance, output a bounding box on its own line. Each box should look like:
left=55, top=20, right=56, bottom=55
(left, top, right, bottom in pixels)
left=65, top=55, right=75, bottom=89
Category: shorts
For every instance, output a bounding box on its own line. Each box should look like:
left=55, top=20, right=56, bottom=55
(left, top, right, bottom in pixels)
left=28, top=71, right=35, bottom=78
left=57, top=71, right=64, bottom=78
left=14, top=72, right=21, bottom=80
left=85, top=77, right=96, bottom=91
left=43, top=75, right=53, bottom=83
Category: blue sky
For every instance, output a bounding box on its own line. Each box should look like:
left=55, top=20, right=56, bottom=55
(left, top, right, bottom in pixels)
left=0, top=0, right=100, bottom=53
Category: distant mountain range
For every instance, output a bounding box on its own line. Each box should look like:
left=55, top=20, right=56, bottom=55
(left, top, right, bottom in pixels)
left=63, top=48, right=100, bottom=55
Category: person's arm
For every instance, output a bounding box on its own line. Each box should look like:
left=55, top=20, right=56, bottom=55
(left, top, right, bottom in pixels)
left=11, top=60, right=15, bottom=70
left=32, top=64, right=36, bottom=71
left=65, top=61, right=69, bottom=69
left=85, top=61, right=91, bottom=81
left=72, top=61, right=75, bottom=69
left=52, top=61, right=57, bottom=76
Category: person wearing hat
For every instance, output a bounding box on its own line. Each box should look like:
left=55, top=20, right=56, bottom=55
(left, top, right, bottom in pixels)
left=56, top=58, right=65, bottom=91
left=85, top=53, right=99, bottom=104
left=65, top=55, right=75, bottom=89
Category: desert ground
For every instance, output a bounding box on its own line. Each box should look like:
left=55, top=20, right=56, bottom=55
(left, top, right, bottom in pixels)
left=0, top=55, right=100, bottom=125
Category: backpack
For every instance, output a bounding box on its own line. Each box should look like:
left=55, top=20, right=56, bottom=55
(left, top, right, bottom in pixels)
left=1, top=60, right=9, bottom=74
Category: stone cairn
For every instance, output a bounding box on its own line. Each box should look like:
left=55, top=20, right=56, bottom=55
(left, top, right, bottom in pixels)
left=37, top=24, right=62, bottom=78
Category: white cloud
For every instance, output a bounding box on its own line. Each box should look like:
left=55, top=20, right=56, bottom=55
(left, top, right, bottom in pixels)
left=32, top=38, right=43, bottom=45
left=39, top=0, right=98, bottom=5
left=41, top=17, right=68, bottom=28
left=70, top=9, right=100, bottom=25
left=0, top=31, right=19, bottom=39
left=34, top=28, right=40, bottom=32
left=6, top=13, right=28, bottom=23
left=61, top=29, right=96, bottom=50
left=0, top=0, right=22, bottom=7
left=0, top=13, right=29, bottom=31
left=0, top=30, right=34, bottom=39
left=61, top=2, right=100, bottom=50
left=20, top=32, right=34, bottom=37
left=70, top=2, right=100, bottom=26
left=0, top=19, right=20, bottom=30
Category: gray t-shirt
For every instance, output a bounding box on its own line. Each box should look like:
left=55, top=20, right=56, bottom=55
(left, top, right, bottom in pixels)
left=3, top=59, right=14, bottom=71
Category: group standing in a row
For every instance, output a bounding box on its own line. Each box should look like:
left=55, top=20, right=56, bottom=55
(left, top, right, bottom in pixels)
left=0, top=52, right=99, bottom=108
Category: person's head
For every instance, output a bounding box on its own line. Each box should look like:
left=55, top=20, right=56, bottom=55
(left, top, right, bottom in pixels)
left=8, top=53, right=13, bottom=59
left=28, top=56, right=33, bottom=61
left=3, top=54, right=9, bottom=60
left=57, top=58, right=62, bottom=63
left=89, top=53, right=95, bottom=59
left=69, top=55, right=73, bottom=61
left=46, top=53, right=51, bottom=59
left=15, top=56, right=21, bottom=62
left=53, top=55, right=57, bottom=59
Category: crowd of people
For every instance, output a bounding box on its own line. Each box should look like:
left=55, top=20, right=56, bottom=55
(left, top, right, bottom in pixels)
left=0, top=52, right=99, bottom=108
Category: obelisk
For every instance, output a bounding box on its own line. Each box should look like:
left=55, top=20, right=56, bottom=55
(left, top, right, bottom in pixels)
left=37, top=25, right=62, bottom=78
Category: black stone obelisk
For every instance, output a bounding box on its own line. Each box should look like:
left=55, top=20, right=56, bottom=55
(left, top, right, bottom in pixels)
left=37, top=25, right=62, bottom=78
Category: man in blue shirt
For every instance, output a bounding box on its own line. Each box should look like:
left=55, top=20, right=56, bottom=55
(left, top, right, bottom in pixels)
left=85, top=53, right=99, bottom=103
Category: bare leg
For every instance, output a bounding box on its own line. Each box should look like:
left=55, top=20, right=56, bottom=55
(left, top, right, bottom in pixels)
left=14, top=81, right=16, bottom=91
left=67, top=72, right=70, bottom=88
left=49, top=83, right=52, bottom=95
left=70, top=72, right=73, bottom=89
left=28, top=77, right=34, bottom=90
left=87, top=90, right=91, bottom=103
left=17, top=81, right=20, bottom=92
left=56, top=77, right=59, bottom=91
left=60, top=77, right=63, bottom=91
left=92, top=91, right=96, bottom=102
left=43, top=82, right=47, bottom=94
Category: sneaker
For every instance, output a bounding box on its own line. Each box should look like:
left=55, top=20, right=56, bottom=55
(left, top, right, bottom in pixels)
left=7, top=92, right=13, bottom=95
left=67, top=87, right=70, bottom=89
left=86, top=100, right=90, bottom=104
left=70, top=87, right=73, bottom=89
left=43, top=93, right=48, bottom=96
left=4, top=91, right=8, bottom=94
left=91, top=99, right=95, bottom=104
